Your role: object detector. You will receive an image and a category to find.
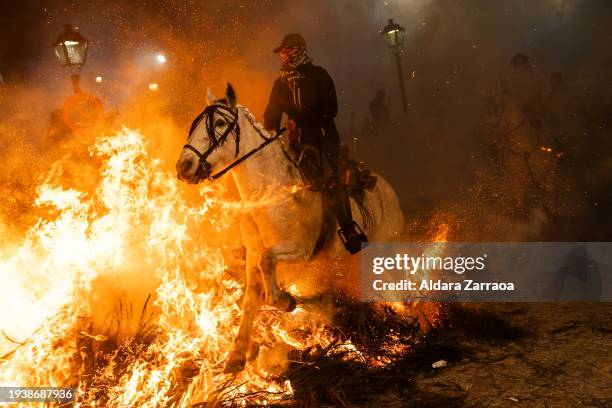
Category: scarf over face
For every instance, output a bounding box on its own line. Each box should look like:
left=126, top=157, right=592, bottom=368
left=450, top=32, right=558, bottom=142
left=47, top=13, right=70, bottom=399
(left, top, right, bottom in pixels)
left=279, top=46, right=312, bottom=86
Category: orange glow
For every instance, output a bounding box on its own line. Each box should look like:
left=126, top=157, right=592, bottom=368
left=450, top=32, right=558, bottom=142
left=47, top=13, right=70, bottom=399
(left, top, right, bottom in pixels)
left=0, top=123, right=439, bottom=405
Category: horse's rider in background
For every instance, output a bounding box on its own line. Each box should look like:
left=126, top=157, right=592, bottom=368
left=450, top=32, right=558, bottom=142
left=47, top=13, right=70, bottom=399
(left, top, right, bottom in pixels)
left=264, top=33, right=368, bottom=254
left=501, top=54, right=546, bottom=119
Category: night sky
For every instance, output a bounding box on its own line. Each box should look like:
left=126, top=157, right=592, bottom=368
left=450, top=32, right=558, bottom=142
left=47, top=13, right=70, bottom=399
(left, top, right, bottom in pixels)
left=1, top=1, right=48, bottom=77
left=2, top=1, right=611, bottom=115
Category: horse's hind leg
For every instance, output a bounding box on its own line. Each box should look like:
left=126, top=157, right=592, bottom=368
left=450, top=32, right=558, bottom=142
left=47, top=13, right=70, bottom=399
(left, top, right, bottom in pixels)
left=225, top=252, right=264, bottom=373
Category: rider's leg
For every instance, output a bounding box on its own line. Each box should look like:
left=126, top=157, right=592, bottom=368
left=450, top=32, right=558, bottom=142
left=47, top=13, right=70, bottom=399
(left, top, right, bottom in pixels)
left=320, top=135, right=368, bottom=254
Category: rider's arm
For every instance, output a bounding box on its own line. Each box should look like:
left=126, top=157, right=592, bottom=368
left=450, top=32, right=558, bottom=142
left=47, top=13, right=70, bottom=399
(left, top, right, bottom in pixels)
left=316, top=67, right=338, bottom=123
left=264, top=79, right=283, bottom=131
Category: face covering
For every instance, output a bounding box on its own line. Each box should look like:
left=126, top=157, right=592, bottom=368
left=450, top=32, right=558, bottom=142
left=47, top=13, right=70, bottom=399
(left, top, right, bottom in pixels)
left=279, top=46, right=311, bottom=85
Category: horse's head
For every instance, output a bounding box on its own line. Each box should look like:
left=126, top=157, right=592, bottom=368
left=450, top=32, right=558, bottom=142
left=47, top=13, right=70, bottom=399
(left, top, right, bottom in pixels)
left=176, top=83, right=240, bottom=184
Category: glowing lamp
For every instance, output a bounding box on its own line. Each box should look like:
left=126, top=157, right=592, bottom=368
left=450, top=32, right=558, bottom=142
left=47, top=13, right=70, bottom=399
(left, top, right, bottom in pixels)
left=53, top=24, right=89, bottom=67
left=380, top=18, right=408, bottom=114
left=380, top=19, right=406, bottom=49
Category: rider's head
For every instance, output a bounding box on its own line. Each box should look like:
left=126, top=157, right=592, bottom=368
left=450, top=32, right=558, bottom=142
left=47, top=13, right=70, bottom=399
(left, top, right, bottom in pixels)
left=511, top=53, right=531, bottom=69
left=273, top=33, right=307, bottom=63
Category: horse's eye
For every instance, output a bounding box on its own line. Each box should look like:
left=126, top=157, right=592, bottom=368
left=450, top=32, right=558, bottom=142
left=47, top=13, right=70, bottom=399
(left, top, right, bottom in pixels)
left=215, top=119, right=226, bottom=127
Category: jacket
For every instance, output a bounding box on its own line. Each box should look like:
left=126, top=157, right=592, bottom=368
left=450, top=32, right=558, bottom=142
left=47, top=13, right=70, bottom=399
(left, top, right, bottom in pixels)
left=264, top=63, right=339, bottom=146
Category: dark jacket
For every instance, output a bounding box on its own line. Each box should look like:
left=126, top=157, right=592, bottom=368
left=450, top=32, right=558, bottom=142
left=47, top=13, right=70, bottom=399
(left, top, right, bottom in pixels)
left=264, top=63, right=339, bottom=149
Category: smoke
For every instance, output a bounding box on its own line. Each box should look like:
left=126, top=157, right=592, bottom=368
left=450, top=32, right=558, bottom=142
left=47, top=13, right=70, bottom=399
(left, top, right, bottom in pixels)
left=1, top=0, right=611, bottom=235
left=0, top=0, right=609, bottom=386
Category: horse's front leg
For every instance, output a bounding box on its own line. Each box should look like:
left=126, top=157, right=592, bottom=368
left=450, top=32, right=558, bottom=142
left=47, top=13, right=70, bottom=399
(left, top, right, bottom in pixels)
left=259, top=242, right=308, bottom=312
left=224, top=250, right=264, bottom=373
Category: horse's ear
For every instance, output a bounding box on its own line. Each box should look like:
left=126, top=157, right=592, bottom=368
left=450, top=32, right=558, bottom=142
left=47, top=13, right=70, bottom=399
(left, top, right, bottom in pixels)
left=206, top=88, right=217, bottom=106
left=225, top=82, right=237, bottom=108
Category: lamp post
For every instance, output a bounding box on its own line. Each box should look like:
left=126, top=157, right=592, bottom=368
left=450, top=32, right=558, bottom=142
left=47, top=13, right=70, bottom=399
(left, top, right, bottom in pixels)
left=53, top=24, right=89, bottom=93
left=52, top=24, right=103, bottom=134
left=380, top=19, right=408, bottom=114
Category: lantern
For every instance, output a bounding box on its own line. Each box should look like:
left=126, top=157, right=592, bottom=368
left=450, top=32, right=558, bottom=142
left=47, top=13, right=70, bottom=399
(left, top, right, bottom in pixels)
left=53, top=24, right=88, bottom=67
left=380, top=19, right=408, bottom=114
left=380, top=19, right=406, bottom=49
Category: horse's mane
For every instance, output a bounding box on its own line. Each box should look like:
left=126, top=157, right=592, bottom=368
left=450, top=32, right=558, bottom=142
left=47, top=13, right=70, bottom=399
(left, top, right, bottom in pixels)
left=237, top=105, right=304, bottom=184
left=237, top=105, right=274, bottom=139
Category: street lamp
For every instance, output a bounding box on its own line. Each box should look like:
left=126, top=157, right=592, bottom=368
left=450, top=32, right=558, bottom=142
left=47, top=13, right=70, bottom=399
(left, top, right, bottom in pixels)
left=52, top=24, right=104, bottom=134
left=380, top=18, right=408, bottom=114
left=53, top=24, right=89, bottom=92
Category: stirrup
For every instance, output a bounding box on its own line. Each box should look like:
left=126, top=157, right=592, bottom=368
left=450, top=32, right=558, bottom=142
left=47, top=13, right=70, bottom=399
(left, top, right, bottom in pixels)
left=338, top=222, right=368, bottom=255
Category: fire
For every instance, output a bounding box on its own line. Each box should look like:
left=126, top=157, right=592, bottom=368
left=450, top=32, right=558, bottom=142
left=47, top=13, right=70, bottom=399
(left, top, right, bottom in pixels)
left=0, top=127, right=444, bottom=406
left=0, top=127, right=310, bottom=406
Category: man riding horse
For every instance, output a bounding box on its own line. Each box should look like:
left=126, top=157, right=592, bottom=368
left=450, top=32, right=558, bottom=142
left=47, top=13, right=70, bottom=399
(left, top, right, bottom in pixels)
left=176, top=36, right=404, bottom=372
left=263, top=33, right=368, bottom=254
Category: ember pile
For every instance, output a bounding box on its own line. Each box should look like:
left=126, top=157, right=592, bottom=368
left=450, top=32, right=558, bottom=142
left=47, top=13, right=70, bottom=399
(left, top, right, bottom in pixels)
left=0, top=128, right=445, bottom=407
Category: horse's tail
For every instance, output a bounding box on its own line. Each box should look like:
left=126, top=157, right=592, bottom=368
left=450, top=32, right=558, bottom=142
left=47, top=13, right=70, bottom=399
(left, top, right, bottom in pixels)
left=360, top=173, right=404, bottom=240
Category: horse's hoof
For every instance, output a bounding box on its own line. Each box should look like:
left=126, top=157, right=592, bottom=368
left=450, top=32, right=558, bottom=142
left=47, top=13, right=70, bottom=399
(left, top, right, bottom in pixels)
left=224, top=351, right=246, bottom=374
left=266, top=290, right=297, bottom=312
left=277, top=291, right=297, bottom=312
left=286, top=295, right=297, bottom=312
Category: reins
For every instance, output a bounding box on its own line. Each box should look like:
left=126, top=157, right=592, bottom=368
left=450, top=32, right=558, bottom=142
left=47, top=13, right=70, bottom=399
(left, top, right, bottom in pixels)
left=184, top=104, right=286, bottom=181
left=207, top=126, right=287, bottom=180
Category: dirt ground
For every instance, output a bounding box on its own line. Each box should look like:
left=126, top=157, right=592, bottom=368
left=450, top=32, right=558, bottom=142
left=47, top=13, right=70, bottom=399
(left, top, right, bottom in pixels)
left=364, top=303, right=612, bottom=408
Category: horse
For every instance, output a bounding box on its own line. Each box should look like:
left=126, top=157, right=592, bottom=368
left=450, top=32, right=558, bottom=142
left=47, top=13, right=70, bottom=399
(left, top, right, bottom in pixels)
left=482, top=91, right=560, bottom=221
left=176, top=84, right=403, bottom=373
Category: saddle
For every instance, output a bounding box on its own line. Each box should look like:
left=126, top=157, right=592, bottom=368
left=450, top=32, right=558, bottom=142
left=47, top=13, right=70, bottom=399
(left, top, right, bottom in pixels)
left=292, top=143, right=378, bottom=195
left=340, top=147, right=378, bottom=195
left=288, top=143, right=376, bottom=256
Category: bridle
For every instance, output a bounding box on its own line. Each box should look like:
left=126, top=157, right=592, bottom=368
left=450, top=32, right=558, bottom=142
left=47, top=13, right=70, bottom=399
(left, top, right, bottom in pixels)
left=183, top=103, right=286, bottom=181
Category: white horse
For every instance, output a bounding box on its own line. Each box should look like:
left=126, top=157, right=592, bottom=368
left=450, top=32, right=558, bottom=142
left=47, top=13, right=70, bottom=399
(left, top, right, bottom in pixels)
left=176, top=84, right=403, bottom=373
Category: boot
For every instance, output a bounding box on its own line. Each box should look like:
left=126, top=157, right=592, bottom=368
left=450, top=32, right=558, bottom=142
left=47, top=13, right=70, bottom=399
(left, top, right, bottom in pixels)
left=338, top=221, right=368, bottom=255
left=332, top=177, right=368, bottom=254
left=321, top=143, right=368, bottom=254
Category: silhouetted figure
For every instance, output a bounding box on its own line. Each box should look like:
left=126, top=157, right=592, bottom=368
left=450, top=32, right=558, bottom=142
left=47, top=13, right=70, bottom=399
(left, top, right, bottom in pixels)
left=501, top=54, right=545, bottom=117
left=483, top=55, right=560, bottom=221
left=369, top=89, right=389, bottom=134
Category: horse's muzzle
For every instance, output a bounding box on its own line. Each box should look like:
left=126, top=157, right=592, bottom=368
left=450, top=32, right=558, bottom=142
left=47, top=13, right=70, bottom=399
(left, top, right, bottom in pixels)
left=177, top=158, right=211, bottom=184
left=194, top=160, right=212, bottom=181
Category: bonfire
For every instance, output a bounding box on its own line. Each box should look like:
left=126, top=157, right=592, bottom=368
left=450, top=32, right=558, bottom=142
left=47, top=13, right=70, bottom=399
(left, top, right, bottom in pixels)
left=0, top=128, right=447, bottom=407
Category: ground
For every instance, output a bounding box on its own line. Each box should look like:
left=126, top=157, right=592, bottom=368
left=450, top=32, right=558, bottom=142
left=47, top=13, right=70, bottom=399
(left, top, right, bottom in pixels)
left=364, top=303, right=612, bottom=408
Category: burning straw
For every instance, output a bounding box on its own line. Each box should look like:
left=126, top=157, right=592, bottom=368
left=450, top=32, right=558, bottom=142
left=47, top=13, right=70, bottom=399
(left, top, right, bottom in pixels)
left=0, top=127, right=442, bottom=406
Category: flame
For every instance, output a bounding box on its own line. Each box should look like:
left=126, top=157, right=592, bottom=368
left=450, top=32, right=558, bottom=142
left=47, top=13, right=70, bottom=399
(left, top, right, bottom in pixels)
left=0, top=126, right=411, bottom=406
left=0, top=127, right=310, bottom=406
left=0, top=127, right=444, bottom=406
